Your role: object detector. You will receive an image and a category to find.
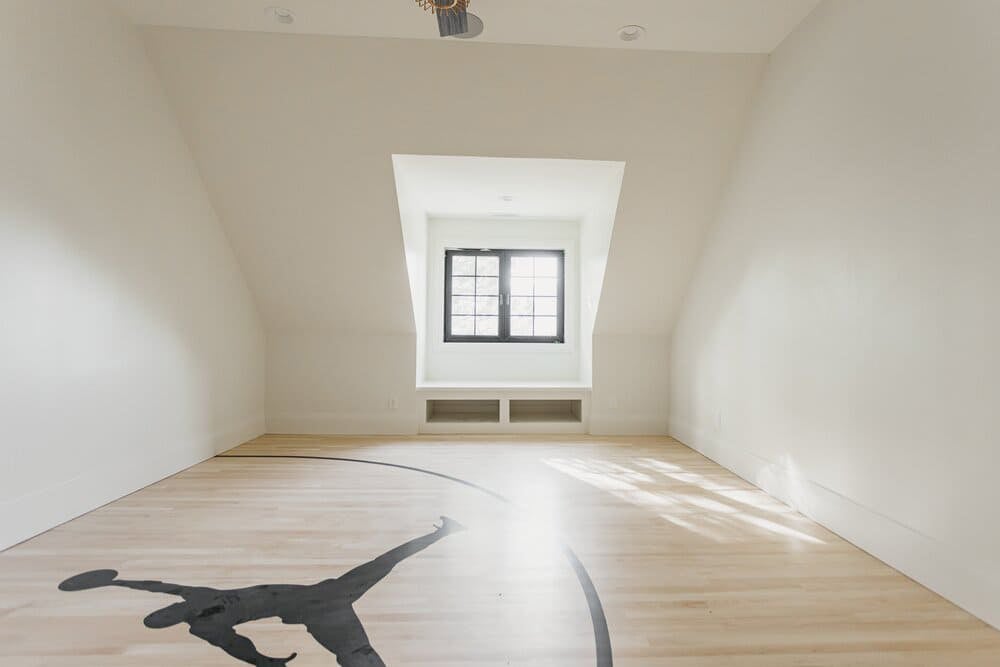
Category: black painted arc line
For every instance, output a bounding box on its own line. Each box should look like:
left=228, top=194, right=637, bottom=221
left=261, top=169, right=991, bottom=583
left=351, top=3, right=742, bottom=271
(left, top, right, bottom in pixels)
left=217, top=454, right=613, bottom=667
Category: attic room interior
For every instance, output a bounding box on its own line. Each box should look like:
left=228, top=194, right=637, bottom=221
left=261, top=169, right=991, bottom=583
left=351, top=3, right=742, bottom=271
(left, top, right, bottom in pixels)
left=2, top=1, right=998, bottom=665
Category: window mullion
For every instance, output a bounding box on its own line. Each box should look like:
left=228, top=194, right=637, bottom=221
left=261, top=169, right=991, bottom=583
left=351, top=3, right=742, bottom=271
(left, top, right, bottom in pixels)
left=499, top=250, right=511, bottom=340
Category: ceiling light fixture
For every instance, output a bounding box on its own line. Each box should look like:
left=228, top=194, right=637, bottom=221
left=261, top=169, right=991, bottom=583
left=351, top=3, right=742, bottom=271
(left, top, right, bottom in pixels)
left=266, top=6, right=295, bottom=24
left=618, top=24, right=645, bottom=42
left=414, top=0, right=481, bottom=38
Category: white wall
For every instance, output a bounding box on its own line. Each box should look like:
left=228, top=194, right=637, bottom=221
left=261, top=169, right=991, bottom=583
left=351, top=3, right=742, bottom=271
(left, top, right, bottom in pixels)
left=670, top=0, right=1000, bottom=628
left=591, top=334, right=670, bottom=435
left=424, top=218, right=581, bottom=384
left=391, top=163, right=429, bottom=383
left=579, top=168, right=626, bottom=386
left=141, top=29, right=765, bottom=435
left=266, top=333, right=415, bottom=435
left=0, top=0, right=265, bottom=549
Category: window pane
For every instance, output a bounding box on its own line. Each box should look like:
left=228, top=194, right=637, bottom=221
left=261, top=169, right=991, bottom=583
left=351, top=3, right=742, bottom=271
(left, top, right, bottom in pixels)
left=475, top=316, right=498, bottom=336
left=476, top=276, right=499, bottom=295
left=476, top=255, right=499, bottom=276
left=453, top=277, right=475, bottom=295
left=452, top=296, right=475, bottom=315
left=534, top=316, right=557, bottom=337
left=452, top=255, right=476, bottom=276
left=511, top=256, right=534, bottom=276
left=534, top=256, right=558, bottom=277
left=510, top=296, right=533, bottom=316
left=451, top=316, right=474, bottom=335
left=510, top=276, right=534, bottom=296
left=534, top=297, right=557, bottom=316
left=476, top=296, right=498, bottom=315
left=534, top=277, right=558, bottom=296
left=510, top=316, right=533, bottom=336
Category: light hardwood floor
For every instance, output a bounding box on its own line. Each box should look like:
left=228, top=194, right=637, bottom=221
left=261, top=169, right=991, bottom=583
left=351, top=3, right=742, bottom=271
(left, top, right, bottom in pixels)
left=2, top=435, right=999, bottom=666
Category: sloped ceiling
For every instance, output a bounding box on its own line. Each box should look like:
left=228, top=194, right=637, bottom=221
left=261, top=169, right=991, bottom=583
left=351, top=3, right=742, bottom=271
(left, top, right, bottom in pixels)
left=118, top=0, right=819, bottom=54
left=140, top=28, right=766, bottom=337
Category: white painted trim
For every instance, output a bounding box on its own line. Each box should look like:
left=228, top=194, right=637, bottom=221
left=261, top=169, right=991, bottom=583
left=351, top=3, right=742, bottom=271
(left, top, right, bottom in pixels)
left=0, top=414, right=265, bottom=551
left=417, top=385, right=591, bottom=396
left=419, top=421, right=587, bottom=435
left=668, top=417, right=1000, bottom=631
left=266, top=412, right=418, bottom=436
left=589, top=413, right=668, bottom=436
left=417, top=381, right=592, bottom=390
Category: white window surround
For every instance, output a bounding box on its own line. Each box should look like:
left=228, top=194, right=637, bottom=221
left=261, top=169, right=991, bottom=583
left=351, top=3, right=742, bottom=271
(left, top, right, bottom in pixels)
left=425, top=217, right=581, bottom=383
left=392, top=154, right=624, bottom=389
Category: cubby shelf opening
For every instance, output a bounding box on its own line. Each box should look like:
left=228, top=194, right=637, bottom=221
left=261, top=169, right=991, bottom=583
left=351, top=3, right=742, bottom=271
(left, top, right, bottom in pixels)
left=509, top=399, right=583, bottom=423
left=425, top=399, right=501, bottom=423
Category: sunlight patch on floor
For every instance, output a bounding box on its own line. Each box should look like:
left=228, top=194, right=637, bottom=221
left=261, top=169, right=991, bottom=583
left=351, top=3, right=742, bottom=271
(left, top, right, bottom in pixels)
left=542, top=457, right=826, bottom=546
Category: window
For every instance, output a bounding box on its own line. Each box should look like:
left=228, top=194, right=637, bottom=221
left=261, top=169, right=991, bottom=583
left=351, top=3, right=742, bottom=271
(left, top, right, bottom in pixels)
left=444, top=249, right=564, bottom=343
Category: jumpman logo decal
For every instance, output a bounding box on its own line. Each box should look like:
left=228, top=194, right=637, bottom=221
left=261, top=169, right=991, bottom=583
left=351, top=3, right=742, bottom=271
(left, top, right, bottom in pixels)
left=58, top=516, right=465, bottom=666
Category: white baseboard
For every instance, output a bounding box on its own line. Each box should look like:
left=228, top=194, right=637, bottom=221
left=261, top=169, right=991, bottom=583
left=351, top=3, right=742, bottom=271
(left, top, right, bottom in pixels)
left=266, top=411, right=418, bottom=436
left=1, top=414, right=266, bottom=551
left=668, top=417, right=1000, bottom=631
left=589, top=412, right=668, bottom=436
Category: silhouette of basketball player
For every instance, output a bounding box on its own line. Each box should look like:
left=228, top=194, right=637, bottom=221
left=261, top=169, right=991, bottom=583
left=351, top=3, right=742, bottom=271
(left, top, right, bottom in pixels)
left=59, top=516, right=465, bottom=666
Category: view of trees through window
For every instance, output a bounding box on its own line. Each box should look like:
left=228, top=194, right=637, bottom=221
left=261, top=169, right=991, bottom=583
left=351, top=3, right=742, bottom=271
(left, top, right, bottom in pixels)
left=445, top=249, right=564, bottom=342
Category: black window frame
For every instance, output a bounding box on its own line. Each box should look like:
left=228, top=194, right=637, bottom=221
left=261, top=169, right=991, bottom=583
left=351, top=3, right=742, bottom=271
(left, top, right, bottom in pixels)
left=444, top=248, right=565, bottom=344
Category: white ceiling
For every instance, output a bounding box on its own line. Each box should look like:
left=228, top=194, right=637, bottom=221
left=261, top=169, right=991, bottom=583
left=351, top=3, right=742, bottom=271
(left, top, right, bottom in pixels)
left=392, top=154, right=625, bottom=220
left=114, top=0, right=820, bottom=54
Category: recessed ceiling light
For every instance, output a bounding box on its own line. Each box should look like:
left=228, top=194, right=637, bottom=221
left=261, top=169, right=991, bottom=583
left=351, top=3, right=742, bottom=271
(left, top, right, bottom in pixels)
left=618, top=25, right=645, bottom=42
left=266, top=6, right=295, bottom=24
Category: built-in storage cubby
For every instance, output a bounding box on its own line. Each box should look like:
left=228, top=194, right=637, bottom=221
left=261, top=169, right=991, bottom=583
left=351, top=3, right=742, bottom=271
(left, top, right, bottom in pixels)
left=418, top=384, right=590, bottom=434
left=426, top=399, right=500, bottom=423
left=509, top=399, right=582, bottom=423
